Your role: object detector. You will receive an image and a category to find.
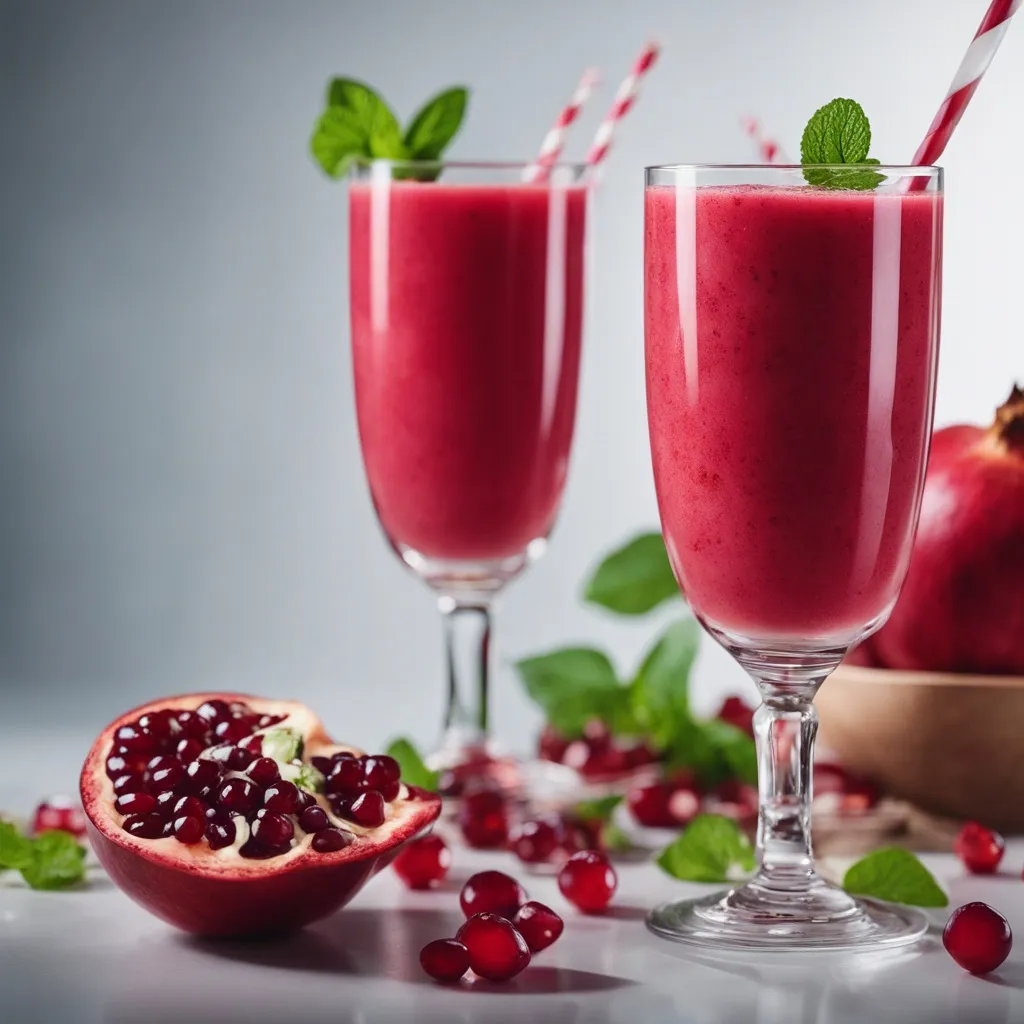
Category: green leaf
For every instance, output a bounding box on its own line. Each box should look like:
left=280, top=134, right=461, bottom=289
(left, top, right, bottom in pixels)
left=843, top=847, right=948, bottom=908
left=311, top=106, right=371, bottom=179
left=21, top=831, right=87, bottom=891
left=311, top=78, right=407, bottom=178
left=630, top=618, right=700, bottom=750
left=385, top=738, right=439, bottom=792
left=801, top=98, right=884, bottom=191
left=515, top=647, right=636, bottom=737
left=657, top=815, right=755, bottom=883
left=0, top=821, right=34, bottom=871
left=584, top=533, right=680, bottom=615
left=573, top=795, right=623, bottom=823
left=404, top=86, right=468, bottom=160
left=695, top=719, right=758, bottom=786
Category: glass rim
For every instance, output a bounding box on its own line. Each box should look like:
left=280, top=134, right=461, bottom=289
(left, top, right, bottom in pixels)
left=646, top=162, right=942, bottom=175
left=351, top=158, right=590, bottom=172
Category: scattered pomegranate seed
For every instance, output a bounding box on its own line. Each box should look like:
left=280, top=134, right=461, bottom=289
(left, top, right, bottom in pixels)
left=704, top=779, right=758, bottom=823
left=627, top=782, right=678, bottom=828
left=510, top=817, right=562, bottom=864
left=31, top=798, right=88, bottom=837
left=458, top=789, right=509, bottom=849
left=392, top=834, right=451, bottom=890
left=716, top=695, right=756, bottom=736
left=460, top=870, right=527, bottom=919
left=943, top=902, right=1012, bottom=974
left=538, top=724, right=570, bottom=764
left=311, top=827, right=351, bottom=853
left=456, top=913, right=531, bottom=982
left=954, top=822, right=1005, bottom=875
left=558, top=850, right=617, bottom=913
left=419, top=938, right=470, bottom=984
left=513, top=901, right=564, bottom=952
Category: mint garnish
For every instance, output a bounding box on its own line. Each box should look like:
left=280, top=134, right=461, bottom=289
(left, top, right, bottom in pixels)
left=0, top=821, right=86, bottom=891
left=573, top=795, right=623, bottom=823
left=842, top=847, right=948, bottom=908
left=800, top=98, right=885, bottom=191
left=657, top=815, right=755, bottom=883
left=584, top=532, right=680, bottom=615
left=311, top=78, right=468, bottom=179
left=385, top=738, right=440, bottom=792
left=0, top=821, right=34, bottom=872
left=261, top=728, right=303, bottom=764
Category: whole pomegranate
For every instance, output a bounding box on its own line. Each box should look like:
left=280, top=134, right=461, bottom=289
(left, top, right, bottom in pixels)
left=873, top=387, right=1024, bottom=675
left=80, top=693, right=441, bottom=936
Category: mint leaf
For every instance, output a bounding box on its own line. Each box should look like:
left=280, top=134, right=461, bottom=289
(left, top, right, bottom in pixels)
left=801, top=98, right=885, bottom=191
left=404, top=87, right=468, bottom=160
left=573, top=795, right=623, bottom=823
left=311, top=78, right=406, bottom=177
left=657, top=815, right=755, bottom=883
left=385, top=738, right=439, bottom=792
left=690, top=719, right=758, bottom=786
left=515, top=647, right=637, bottom=737
left=843, top=847, right=948, bottom=908
left=584, top=532, right=679, bottom=615
left=630, top=618, right=699, bottom=750
left=0, top=821, right=34, bottom=871
left=21, top=831, right=87, bottom=891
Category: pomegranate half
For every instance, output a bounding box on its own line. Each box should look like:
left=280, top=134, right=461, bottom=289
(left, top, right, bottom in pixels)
left=81, top=693, right=441, bottom=937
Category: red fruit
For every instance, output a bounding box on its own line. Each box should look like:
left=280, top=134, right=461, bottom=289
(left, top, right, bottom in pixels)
left=558, top=850, right=617, bottom=913
left=716, top=695, right=756, bottom=737
left=458, top=789, right=509, bottom=849
left=704, top=779, right=758, bottom=824
left=813, top=763, right=880, bottom=814
left=420, top=938, right=470, bottom=984
left=943, top=902, right=1012, bottom=974
left=510, top=817, right=563, bottom=864
left=873, top=387, right=1024, bottom=675
left=247, top=757, right=280, bottom=787
left=31, top=797, right=88, bottom=838
left=80, top=693, right=441, bottom=937
left=513, top=901, right=564, bottom=952
left=456, top=913, right=531, bottom=982
left=538, top=724, right=570, bottom=763
left=460, top=870, right=527, bottom=919
left=954, top=822, right=1005, bottom=875
left=392, top=834, right=451, bottom=890
left=627, top=781, right=700, bottom=829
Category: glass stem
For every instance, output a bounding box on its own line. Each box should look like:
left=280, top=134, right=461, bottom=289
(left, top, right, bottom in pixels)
left=438, top=595, right=494, bottom=752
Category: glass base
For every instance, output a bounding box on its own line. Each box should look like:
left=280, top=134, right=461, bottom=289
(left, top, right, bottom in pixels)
left=647, top=880, right=928, bottom=952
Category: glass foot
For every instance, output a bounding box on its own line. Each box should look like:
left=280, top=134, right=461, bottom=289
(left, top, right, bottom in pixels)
left=647, top=879, right=928, bottom=952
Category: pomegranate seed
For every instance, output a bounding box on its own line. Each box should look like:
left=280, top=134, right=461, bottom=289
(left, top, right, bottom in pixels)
left=182, top=759, right=222, bottom=794
left=251, top=811, right=294, bottom=847
left=538, top=724, right=570, bottom=763
left=31, top=798, right=87, bottom=837
left=419, top=938, right=470, bottom=984
left=247, top=757, right=281, bottom=787
left=175, top=710, right=209, bottom=738
left=115, top=791, right=157, bottom=816
left=510, top=817, right=562, bottom=864
left=332, top=750, right=356, bottom=761
left=123, top=812, right=165, bottom=839
left=155, top=791, right=179, bottom=817
left=363, top=755, right=401, bottom=789
left=943, top=902, right=1012, bottom=974
left=173, top=815, right=205, bottom=844
left=458, top=789, right=509, bottom=849
left=295, top=789, right=316, bottom=812
left=148, top=759, right=185, bottom=792
left=312, top=828, right=351, bottom=853
left=704, top=779, right=758, bottom=823
left=311, top=756, right=333, bottom=776
left=196, top=699, right=230, bottom=724
left=379, top=778, right=401, bottom=802
left=716, top=695, right=756, bottom=736
left=263, top=780, right=300, bottom=814
left=627, top=782, right=700, bottom=829
left=205, top=816, right=236, bottom=850
left=239, top=734, right=264, bottom=754
left=239, top=838, right=289, bottom=859
left=558, top=850, right=617, bottom=913
left=112, top=773, right=146, bottom=797
left=139, top=710, right=180, bottom=741
left=460, top=870, right=527, bottom=919
left=955, top=822, right=1005, bottom=875
left=172, top=795, right=208, bottom=820
left=298, top=805, right=329, bottom=833
left=513, top=901, right=564, bottom=952
left=227, top=746, right=257, bottom=771
left=217, top=778, right=259, bottom=815
left=392, top=834, right=451, bottom=889
left=215, top=719, right=252, bottom=744
left=206, top=744, right=235, bottom=764
left=327, top=758, right=366, bottom=796
left=337, top=790, right=385, bottom=828
left=175, top=738, right=204, bottom=762
left=114, top=723, right=158, bottom=754
left=106, top=752, right=146, bottom=779
left=456, top=913, right=530, bottom=982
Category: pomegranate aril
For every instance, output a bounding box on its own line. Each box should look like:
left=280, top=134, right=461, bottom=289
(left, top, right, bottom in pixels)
left=206, top=744, right=235, bottom=764
left=106, top=751, right=149, bottom=778
left=175, top=710, right=209, bottom=738
left=175, top=738, right=205, bottom=762
left=312, top=828, right=352, bottom=853
left=420, top=938, right=470, bottom=984
left=363, top=754, right=401, bottom=789
left=215, top=719, right=252, bottom=745
left=183, top=759, right=222, bottom=793
left=248, top=757, right=281, bottom=787
left=327, top=758, right=366, bottom=796
left=112, top=773, right=147, bottom=797
left=139, top=710, right=180, bottom=742
left=511, top=817, right=562, bottom=864
left=333, top=750, right=356, bottom=761
left=943, top=902, right=1012, bottom=974
left=148, top=760, right=185, bottom=792
left=239, top=733, right=264, bottom=754
left=954, top=821, right=1005, bottom=875
left=156, top=791, right=180, bottom=816
left=263, top=780, right=299, bottom=813
left=295, top=788, right=316, bottom=812
left=217, top=778, right=260, bottom=815
left=115, top=791, right=157, bottom=816
left=460, top=870, right=527, bottom=919
left=458, top=789, right=509, bottom=849
left=251, top=811, right=294, bottom=847
left=258, top=714, right=283, bottom=728
left=196, top=699, right=231, bottom=724
left=513, top=901, right=564, bottom=953
left=311, top=756, right=333, bottom=776
left=227, top=746, right=258, bottom=771
left=31, top=798, right=87, bottom=837
left=299, top=805, right=329, bottom=833
left=456, top=913, right=530, bottom=982
left=558, top=850, right=617, bottom=913
left=114, top=723, right=157, bottom=754
left=379, top=779, right=401, bottom=802
left=173, top=815, right=205, bottom=844
left=392, top=834, right=450, bottom=889
left=338, top=790, right=385, bottom=828
left=205, top=816, right=236, bottom=850
left=172, top=795, right=208, bottom=820
left=239, top=839, right=290, bottom=859
left=123, top=812, right=165, bottom=839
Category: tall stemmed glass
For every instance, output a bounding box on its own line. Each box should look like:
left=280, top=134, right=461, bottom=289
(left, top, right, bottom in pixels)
left=644, top=164, right=942, bottom=950
left=348, top=160, right=590, bottom=791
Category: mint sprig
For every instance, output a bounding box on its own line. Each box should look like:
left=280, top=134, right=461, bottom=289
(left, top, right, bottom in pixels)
left=584, top=532, right=680, bottom=615
left=311, top=79, right=469, bottom=179
left=0, top=821, right=87, bottom=891
left=385, top=737, right=440, bottom=792
left=800, top=98, right=885, bottom=191
left=843, top=847, right=948, bottom=908
left=657, top=815, right=755, bottom=883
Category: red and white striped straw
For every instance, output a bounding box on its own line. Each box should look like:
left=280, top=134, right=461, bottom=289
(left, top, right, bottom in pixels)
left=912, top=0, right=1021, bottom=166
left=740, top=116, right=787, bottom=164
left=525, top=68, right=600, bottom=182
left=585, top=41, right=660, bottom=169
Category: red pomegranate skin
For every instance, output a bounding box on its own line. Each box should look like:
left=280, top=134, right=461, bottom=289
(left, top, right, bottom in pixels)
left=81, top=694, right=441, bottom=937
left=872, top=388, right=1024, bottom=675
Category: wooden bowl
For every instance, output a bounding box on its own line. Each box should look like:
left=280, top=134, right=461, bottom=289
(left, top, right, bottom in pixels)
left=816, top=664, right=1024, bottom=833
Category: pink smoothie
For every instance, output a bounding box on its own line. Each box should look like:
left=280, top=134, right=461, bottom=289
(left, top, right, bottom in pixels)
left=350, top=182, right=587, bottom=562
left=645, top=184, right=942, bottom=643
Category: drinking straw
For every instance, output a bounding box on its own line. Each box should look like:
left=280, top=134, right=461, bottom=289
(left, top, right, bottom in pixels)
left=912, top=0, right=1021, bottom=166
left=585, top=42, right=660, bottom=169
left=740, top=116, right=787, bottom=163
left=525, top=68, right=600, bottom=182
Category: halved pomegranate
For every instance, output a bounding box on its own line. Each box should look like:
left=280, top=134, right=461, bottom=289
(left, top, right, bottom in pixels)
left=81, top=693, right=441, bottom=937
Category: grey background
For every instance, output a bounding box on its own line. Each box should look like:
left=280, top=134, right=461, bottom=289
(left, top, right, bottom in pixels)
left=1, top=0, right=1022, bottom=755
